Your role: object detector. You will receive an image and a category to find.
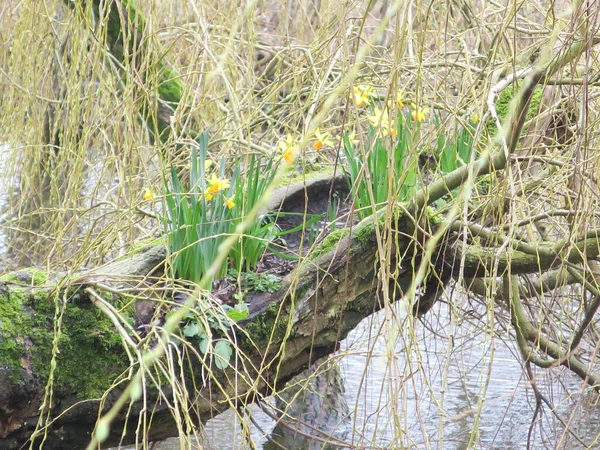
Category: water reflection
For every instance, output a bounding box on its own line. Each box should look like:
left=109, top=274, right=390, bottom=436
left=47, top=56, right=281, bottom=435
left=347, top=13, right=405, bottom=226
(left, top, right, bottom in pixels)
left=191, top=301, right=600, bottom=449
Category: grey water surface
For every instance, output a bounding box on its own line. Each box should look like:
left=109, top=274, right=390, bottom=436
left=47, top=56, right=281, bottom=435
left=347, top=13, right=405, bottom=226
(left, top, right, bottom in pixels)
left=149, top=300, right=600, bottom=450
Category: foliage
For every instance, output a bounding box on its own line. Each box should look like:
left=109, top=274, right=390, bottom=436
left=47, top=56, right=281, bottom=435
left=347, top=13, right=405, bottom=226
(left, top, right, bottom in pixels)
left=228, top=269, right=282, bottom=293
left=180, top=297, right=249, bottom=370
left=342, top=108, right=417, bottom=220
left=2, top=1, right=600, bottom=448
left=163, top=132, right=277, bottom=283
left=163, top=133, right=235, bottom=282
left=228, top=154, right=278, bottom=272
left=342, top=102, right=478, bottom=220
left=435, top=114, right=478, bottom=173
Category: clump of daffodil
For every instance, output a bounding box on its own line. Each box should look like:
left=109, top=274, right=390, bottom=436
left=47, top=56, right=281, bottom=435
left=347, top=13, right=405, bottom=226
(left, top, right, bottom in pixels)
left=277, top=133, right=298, bottom=164
left=410, top=103, right=429, bottom=123
left=353, top=84, right=375, bottom=107
left=207, top=173, right=231, bottom=195
left=471, top=113, right=480, bottom=125
left=143, top=188, right=155, bottom=201
left=313, top=128, right=334, bottom=150
left=367, top=107, right=397, bottom=138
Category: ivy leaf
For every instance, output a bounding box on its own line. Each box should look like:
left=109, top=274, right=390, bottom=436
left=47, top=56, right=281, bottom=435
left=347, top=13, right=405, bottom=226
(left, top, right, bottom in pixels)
left=214, top=341, right=233, bottom=369
left=227, top=303, right=249, bottom=322
left=183, top=321, right=202, bottom=338
left=199, top=336, right=209, bottom=354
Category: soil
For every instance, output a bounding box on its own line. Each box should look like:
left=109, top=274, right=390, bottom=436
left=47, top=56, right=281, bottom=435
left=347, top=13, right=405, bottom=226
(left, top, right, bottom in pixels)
left=212, top=171, right=351, bottom=307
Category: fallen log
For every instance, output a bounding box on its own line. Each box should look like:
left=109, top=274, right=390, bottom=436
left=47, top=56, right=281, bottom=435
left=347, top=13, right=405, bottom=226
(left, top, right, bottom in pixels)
left=0, top=173, right=417, bottom=449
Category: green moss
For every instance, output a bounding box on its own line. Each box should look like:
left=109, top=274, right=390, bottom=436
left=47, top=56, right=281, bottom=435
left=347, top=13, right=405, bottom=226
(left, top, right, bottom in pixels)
left=354, top=213, right=389, bottom=244
left=158, top=66, right=184, bottom=104
left=0, top=286, right=130, bottom=398
left=311, top=228, right=350, bottom=259
left=426, top=206, right=442, bottom=225
left=487, top=81, right=544, bottom=136
left=279, top=164, right=334, bottom=187
left=242, top=302, right=289, bottom=349
left=130, top=236, right=167, bottom=253
left=354, top=221, right=375, bottom=244
left=0, top=268, right=48, bottom=286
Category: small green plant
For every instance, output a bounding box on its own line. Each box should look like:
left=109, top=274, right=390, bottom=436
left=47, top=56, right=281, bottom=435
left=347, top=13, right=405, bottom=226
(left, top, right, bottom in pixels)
left=228, top=154, right=278, bottom=272
left=228, top=269, right=282, bottom=293
left=436, top=115, right=477, bottom=173
left=163, top=132, right=277, bottom=283
left=180, top=299, right=249, bottom=370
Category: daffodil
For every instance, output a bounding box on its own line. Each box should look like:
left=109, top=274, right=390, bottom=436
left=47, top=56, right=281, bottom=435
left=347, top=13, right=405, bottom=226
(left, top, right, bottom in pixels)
left=204, top=192, right=213, bottom=201
left=313, top=128, right=334, bottom=150
left=471, top=113, right=480, bottom=125
left=345, top=130, right=359, bottom=145
left=353, top=85, right=374, bottom=107
left=283, top=148, right=296, bottom=163
left=143, top=188, right=155, bottom=201
left=396, top=89, right=404, bottom=109
left=186, top=159, right=215, bottom=172
left=207, top=173, right=231, bottom=195
left=277, top=134, right=298, bottom=164
left=367, top=107, right=396, bottom=138
left=224, top=195, right=235, bottom=210
left=335, top=129, right=359, bottom=147
left=410, top=103, right=429, bottom=123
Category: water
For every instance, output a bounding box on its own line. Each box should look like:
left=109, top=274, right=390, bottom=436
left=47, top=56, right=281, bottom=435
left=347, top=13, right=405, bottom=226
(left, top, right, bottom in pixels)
left=0, top=143, right=10, bottom=269
left=149, top=301, right=600, bottom=449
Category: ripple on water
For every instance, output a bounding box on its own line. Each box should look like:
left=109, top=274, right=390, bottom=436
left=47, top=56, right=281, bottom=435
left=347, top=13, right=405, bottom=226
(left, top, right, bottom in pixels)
left=106, top=295, right=600, bottom=450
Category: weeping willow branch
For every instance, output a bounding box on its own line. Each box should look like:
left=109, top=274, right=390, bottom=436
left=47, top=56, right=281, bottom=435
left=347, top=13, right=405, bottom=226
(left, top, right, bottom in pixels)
left=456, top=235, right=600, bottom=277
left=505, top=274, right=600, bottom=390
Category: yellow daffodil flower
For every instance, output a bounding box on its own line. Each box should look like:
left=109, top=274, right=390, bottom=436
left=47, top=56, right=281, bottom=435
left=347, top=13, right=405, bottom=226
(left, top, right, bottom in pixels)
left=368, top=107, right=397, bottom=138
left=204, top=192, right=213, bottom=201
left=283, top=148, right=296, bottom=163
left=335, top=130, right=359, bottom=146
left=314, top=128, right=334, bottom=150
left=396, top=89, right=404, bottom=109
left=346, top=130, right=358, bottom=145
left=224, top=195, right=235, bottom=210
left=277, top=134, right=298, bottom=164
left=410, top=103, right=429, bottom=123
left=207, top=173, right=231, bottom=195
left=471, top=113, right=480, bottom=125
left=143, top=188, right=155, bottom=201
left=186, top=159, right=215, bottom=172
left=353, top=85, right=374, bottom=107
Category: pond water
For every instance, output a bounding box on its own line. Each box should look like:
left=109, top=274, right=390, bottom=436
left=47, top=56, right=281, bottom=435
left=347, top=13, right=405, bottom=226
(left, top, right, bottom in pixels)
left=0, top=144, right=9, bottom=265
left=149, top=300, right=600, bottom=450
